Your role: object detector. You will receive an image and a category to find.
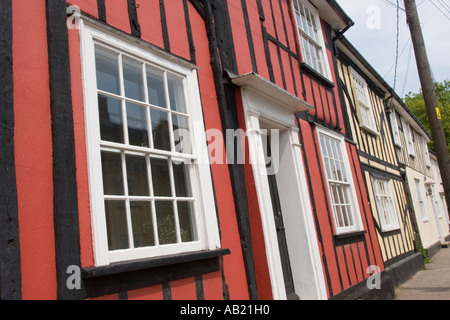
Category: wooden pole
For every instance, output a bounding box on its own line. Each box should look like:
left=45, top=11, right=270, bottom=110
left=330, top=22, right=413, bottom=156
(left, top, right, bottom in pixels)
left=404, top=0, right=450, bottom=217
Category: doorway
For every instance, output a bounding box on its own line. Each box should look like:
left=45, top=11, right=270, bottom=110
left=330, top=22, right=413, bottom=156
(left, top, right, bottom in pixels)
left=263, top=132, right=299, bottom=300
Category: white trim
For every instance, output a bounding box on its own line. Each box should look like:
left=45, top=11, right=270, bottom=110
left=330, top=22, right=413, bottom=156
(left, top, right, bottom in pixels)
left=350, top=68, right=378, bottom=135
left=402, top=119, right=416, bottom=158
left=238, top=79, right=327, bottom=300
left=80, top=21, right=220, bottom=266
left=230, top=72, right=314, bottom=113
left=370, top=177, right=400, bottom=232
left=292, top=0, right=333, bottom=81
left=414, top=178, right=428, bottom=222
left=389, top=111, right=403, bottom=148
left=422, top=138, right=431, bottom=168
left=316, top=126, right=364, bottom=235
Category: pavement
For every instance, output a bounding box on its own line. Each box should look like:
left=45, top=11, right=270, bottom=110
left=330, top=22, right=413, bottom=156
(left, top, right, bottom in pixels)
left=395, top=247, right=450, bottom=300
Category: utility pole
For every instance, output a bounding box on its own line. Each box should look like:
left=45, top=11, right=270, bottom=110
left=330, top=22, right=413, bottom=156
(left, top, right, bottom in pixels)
left=403, top=0, right=450, bottom=216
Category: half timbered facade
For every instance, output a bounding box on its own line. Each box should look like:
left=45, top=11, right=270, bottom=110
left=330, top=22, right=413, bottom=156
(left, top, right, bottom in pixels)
left=1, top=0, right=447, bottom=301
left=335, top=38, right=418, bottom=274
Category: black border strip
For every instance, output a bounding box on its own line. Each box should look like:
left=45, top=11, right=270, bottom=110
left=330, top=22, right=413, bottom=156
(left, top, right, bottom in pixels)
left=83, top=250, right=229, bottom=299
left=127, top=0, right=141, bottom=38
left=0, top=0, right=22, bottom=300
left=46, top=0, right=83, bottom=300
left=183, top=0, right=196, bottom=64
left=358, top=150, right=401, bottom=172
left=204, top=0, right=258, bottom=300
left=159, top=0, right=170, bottom=51
left=97, top=0, right=106, bottom=22
left=241, top=0, right=258, bottom=73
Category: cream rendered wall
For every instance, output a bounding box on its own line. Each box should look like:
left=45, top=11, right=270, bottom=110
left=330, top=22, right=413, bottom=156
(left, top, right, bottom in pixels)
left=430, top=155, right=450, bottom=235
left=406, top=166, right=447, bottom=250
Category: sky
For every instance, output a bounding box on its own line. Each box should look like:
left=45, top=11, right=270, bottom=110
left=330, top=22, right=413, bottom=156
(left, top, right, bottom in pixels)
left=337, top=0, right=450, bottom=99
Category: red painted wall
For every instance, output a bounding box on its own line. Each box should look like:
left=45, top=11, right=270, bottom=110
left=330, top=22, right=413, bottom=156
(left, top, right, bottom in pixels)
left=13, top=0, right=56, bottom=300
left=11, top=0, right=386, bottom=300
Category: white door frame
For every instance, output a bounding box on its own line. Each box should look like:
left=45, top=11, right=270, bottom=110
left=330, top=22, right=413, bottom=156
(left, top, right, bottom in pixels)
left=232, top=73, right=327, bottom=300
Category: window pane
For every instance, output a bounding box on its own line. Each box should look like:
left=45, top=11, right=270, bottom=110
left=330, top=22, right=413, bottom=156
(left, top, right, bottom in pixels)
left=168, top=75, right=187, bottom=114
left=335, top=206, right=343, bottom=228
left=130, top=201, right=155, bottom=248
left=178, top=201, right=197, bottom=242
left=101, top=151, right=124, bottom=195
left=150, top=108, right=171, bottom=151
left=126, top=154, right=149, bottom=196
left=147, top=67, right=166, bottom=108
left=95, top=46, right=120, bottom=95
left=151, top=157, right=172, bottom=197
left=172, top=114, right=191, bottom=154
left=123, top=56, right=144, bottom=101
left=127, top=102, right=149, bottom=147
left=173, top=162, right=192, bottom=197
left=155, top=201, right=177, bottom=245
left=98, top=94, right=124, bottom=143
left=105, top=200, right=129, bottom=250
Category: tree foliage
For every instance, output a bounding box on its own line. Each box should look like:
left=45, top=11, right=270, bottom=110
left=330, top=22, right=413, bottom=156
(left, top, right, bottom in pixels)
left=404, top=79, right=450, bottom=153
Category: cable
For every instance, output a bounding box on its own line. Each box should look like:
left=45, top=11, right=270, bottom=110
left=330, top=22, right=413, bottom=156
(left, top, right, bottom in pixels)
left=438, top=0, right=450, bottom=11
left=429, top=0, right=450, bottom=20
left=393, top=0, right=400, bottom=91
left=380, top=0, right=405, bottom=11
left=436, top=0, right=450, bottom=13
left=383, top=36, right=411, bottom=78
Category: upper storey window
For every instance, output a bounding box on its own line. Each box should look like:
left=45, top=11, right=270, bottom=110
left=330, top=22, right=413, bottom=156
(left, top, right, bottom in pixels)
left=293, top=0, right=331, bottom=80
left=351, top=69, right=378, bottom=134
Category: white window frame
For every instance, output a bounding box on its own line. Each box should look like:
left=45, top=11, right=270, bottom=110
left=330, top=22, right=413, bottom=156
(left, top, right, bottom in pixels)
left=415, top=178, right=428, bottom=222
left=317, top=127, right=364, bottom=234
left=350, top=68, right=378, bottom=135
left=422, top=138, right=431, bottom=168
left=80, top=21, right=221, bottom=266
left=390, top=110, right=402, bottom=148
left=371, top=177, right=400, bottom=232
left=402, top=119, right=416, bottom=158
left=440, top=193, right=449, bottom=223
left=292, top=0, right=332, bottom=80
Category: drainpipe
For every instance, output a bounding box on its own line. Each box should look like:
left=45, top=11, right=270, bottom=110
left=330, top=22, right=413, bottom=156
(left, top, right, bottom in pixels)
left=331, top=20, right=354, bottom=61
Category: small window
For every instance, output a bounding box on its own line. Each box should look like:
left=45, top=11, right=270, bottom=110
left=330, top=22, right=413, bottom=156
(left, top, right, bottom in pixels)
left=422, top=138, right=431, bottom=168
left=390, top=111, right=402, bottom=148
left=440, top=193, right=448, bottom=219
left=351, top=69, right=378, bottom=134
left=415, top=179, right=428, bottom=221
left=293, top=0, right=331, bottom=79
left=81, top=24, right=220, bottom=265
left=371, top=178, right=400, bottom=232
left=317, top=128, right=363, bottom=234
left=402, top=120, right=416, bottom=157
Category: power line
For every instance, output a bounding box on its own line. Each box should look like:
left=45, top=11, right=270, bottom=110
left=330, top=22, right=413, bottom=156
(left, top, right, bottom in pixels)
left=429, top=0, right=450, bottom=20
left=381, top=0, right=406, bottom=11
left=383, top=36, right=412, bottom=78
left=393, top=0, right=401, bottom=90
left=436, top=0, right=450, bottom=14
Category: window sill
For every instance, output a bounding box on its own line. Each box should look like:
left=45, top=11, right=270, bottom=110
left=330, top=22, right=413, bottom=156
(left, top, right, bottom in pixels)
left=360, top=124, right=380, bottom=137
left=380, top=227, right=402, bottom=237
left=300, top=62, right=335, bottom=89
left=333, top=230, right=367, bottom=245
left=82, top=248, right=230, bottom=299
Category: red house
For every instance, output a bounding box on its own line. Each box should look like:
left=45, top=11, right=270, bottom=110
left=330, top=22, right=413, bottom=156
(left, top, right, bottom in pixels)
left=1, top=0, right=410, bottom=300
